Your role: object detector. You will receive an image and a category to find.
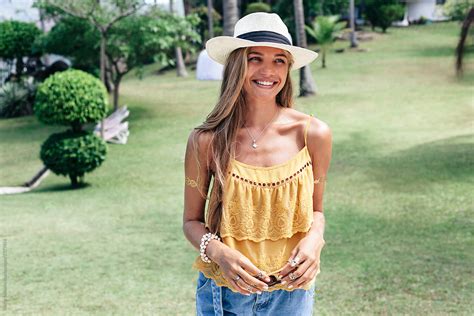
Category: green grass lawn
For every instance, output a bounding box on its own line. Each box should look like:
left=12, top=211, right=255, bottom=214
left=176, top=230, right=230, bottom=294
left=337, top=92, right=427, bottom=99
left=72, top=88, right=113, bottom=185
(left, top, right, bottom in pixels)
left=1, top=22, right=473, bottom=315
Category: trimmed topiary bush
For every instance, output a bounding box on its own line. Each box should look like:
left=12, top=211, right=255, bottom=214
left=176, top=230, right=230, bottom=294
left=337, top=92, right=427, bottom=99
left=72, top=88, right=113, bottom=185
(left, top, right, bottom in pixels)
left=0, top=20, right=42, bottom=76
left=34, top=69, right=109, bottom=187
left=34, top=69, right=108, bottom=129
left=41, top=131, right=107, bottom=187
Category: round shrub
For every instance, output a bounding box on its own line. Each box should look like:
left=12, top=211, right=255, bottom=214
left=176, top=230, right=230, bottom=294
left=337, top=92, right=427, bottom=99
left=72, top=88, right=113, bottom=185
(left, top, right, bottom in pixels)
left=0, top=20, right=41, bottom=60
left=34, top=69, right=108, bottom=127
left=40, top=130, right=107, bottom=186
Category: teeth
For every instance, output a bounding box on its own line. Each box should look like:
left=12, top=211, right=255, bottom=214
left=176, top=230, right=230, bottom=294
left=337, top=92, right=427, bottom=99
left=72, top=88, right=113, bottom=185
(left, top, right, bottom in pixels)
left=256, top=81, right=274, bottom=86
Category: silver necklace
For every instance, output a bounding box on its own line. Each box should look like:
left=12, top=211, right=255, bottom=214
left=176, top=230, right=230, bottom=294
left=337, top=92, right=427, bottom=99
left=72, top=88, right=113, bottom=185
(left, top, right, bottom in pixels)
left=243, top=107, right=280, bottom=149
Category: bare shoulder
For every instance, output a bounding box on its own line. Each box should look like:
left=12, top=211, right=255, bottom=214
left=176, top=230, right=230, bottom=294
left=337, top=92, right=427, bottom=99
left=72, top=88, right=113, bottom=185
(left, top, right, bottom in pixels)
left=186, top=129, right=214, bottom=170
left=187, top=129, right=213, bottom=149
left=307, top=115, right=332, bottom=161
left=283, top=108, right=331, bottom=139
left=283, top=108, right=332, bottom=157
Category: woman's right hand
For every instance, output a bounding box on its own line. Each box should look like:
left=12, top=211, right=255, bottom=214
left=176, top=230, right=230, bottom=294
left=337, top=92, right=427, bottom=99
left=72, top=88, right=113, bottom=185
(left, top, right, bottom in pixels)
left=206, top=240, right=271, bottom=295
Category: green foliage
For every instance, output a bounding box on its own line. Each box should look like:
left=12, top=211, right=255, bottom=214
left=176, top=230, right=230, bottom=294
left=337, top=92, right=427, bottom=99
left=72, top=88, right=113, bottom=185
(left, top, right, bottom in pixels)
left=365, top=0, right=405, bottom=32
left=107, top=9, right=201, bottom=74
left=0, top=80, right=36, bottom=118
left=35, top=0, right=144, bottom=26
left=274, top=0, right=348, bottom=41
left=34, top=70, right=108, bottom=126
left=190, top=5, right=222, bottom=42
left=42, top=16, right=100, bottom=75
left=245, top=2, right=271, bottom=15
left=306, top=15, right=346, bottom=45
left=40, top=130, right=107, bottom=186
left=305, top=15, right=346, bottom=67
left=0, top=20, right=41, bottom=60
left=444, top=0, right=473, bottom=21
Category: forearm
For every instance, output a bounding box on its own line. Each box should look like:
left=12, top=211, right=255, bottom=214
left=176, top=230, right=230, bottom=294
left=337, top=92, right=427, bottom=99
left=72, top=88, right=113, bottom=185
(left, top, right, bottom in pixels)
left=182, top=220, right=226, bottom=263
left=307, top=211, right=325, bottom=240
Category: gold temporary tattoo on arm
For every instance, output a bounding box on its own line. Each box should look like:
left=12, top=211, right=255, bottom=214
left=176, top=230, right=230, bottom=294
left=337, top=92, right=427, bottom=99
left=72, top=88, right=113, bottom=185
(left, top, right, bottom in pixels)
left=185, top=176, right=198, bottom=188
left=314, top=176, right=327, bottom=184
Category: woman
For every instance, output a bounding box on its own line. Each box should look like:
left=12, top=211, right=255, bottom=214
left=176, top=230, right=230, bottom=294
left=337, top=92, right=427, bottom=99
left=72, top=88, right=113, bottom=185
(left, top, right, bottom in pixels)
left=183, top=12, right=332, bottom=315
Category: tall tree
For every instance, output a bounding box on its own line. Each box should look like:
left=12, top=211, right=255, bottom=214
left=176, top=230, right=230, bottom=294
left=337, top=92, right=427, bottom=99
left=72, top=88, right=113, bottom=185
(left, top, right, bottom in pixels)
left=38, top=0, right=143, bottom=84
left=223, top=0, right=238, bottom=36
left=293, top=0, right=317, bottom=96
left=207, top=0, right=214, bottom=39
left=349, top=0, right=358, bottom=48
left=170, top=0, right=188, bottom=77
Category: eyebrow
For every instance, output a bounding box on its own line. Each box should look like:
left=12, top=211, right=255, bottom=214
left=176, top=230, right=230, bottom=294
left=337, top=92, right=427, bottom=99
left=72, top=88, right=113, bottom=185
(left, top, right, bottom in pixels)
left=248, top=51, right=288, bottom=59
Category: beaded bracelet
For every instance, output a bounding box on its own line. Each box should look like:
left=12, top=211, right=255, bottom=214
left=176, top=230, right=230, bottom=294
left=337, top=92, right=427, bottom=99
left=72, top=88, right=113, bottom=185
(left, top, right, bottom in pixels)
left=200, top=232, right=221, bottom=263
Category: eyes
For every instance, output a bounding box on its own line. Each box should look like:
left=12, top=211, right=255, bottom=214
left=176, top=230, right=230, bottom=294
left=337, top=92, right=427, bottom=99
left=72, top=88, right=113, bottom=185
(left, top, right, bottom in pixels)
left=248, top=56, right=287, bottom=65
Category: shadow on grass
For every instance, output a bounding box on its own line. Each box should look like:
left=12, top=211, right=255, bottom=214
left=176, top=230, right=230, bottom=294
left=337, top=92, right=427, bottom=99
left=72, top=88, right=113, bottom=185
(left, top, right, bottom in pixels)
left=368, top=134, right=474, bottom=192
left=32, top=182, right=92, bottom=193
left=330, top=131, right=380, bottom=176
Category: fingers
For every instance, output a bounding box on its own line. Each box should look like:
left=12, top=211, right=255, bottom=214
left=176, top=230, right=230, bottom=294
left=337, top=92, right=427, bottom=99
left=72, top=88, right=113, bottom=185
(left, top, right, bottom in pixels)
left=282, top=259, right=321, bottom=289
left=239, top=258, right=271, bottom=283
left=236, top=267, right=269, bottom=293
left=227, top=275, right=252, bottom=296
left=221, top=257, right=271, bottom=295
left=278, top=255, right=302, bottom=279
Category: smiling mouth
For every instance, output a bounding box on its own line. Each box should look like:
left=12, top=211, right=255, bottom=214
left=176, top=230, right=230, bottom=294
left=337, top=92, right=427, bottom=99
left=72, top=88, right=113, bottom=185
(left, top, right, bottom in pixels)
left=253, top=80, right=278, bottom=88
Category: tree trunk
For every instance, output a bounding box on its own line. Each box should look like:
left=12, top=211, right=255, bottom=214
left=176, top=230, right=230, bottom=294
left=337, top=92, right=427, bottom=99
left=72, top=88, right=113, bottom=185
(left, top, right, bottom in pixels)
left=15, top=57, right=24, bottom=77
left=207, top=0, right=214, bottom=39
left=70, top=174, right=78, bottom=188
left=171, top=0, right=188, bottom=77
left=113, top=76, right=121, bottom=111
left=349, top=0, right=358, bottom=48
left=223, top=0, right=238, bottom=36
left=456, top=8, right=474, bottom=77
left=293, top=0, right=317, bottom=96
left=175, top=47, right=188, bottom=77
left=99, top=33, right=107, bottom=139
left=100, top=33, right=106, bottom=83
left=322, top=51, right=326, bottom=68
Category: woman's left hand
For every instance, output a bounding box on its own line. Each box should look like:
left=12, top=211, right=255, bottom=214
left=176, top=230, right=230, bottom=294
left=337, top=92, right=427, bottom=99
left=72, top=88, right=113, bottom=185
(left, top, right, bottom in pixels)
left=278, top=231, right=325, bottom=289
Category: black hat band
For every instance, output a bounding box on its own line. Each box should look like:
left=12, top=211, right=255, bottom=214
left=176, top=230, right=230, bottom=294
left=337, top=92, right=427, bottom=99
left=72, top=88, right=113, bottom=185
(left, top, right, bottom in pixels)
left=237, top=31, right=291, bottom=46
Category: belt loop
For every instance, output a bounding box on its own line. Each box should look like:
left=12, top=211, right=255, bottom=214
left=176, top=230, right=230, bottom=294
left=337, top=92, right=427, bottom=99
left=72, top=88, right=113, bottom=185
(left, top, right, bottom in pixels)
left=211, top=279, right=223, bottom=315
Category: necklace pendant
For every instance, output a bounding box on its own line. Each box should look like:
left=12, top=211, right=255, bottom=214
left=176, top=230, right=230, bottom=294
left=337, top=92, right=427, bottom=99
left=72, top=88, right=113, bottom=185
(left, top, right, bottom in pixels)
left=252, top=141, right=258, bottom=149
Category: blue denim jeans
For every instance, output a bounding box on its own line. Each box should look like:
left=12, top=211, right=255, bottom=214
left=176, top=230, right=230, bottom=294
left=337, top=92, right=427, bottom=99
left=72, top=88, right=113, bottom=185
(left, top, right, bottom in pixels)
left=195, top=272, right=315, bottom=316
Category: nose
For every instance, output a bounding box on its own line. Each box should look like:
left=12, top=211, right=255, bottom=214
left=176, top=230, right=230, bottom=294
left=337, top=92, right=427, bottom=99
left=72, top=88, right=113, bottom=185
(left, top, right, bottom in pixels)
left=258, top=61, right=276, bottom=77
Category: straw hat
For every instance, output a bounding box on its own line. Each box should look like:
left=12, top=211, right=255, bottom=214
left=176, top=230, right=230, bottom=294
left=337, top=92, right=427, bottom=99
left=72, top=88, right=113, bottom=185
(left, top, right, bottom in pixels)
left=206, top=12, right=318, bottom=70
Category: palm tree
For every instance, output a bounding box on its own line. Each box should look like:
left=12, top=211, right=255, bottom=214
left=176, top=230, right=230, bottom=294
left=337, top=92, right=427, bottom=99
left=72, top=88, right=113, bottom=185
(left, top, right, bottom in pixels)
left=223, top=0, right=238, bottom=36
left=306, top=15, right=345, bottom=68
left=293, top=0, right=317, bottom=96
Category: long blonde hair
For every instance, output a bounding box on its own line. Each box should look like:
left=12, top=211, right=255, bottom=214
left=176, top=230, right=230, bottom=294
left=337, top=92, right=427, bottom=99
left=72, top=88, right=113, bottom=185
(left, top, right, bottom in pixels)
left=192, top=46, right=295, bottom=233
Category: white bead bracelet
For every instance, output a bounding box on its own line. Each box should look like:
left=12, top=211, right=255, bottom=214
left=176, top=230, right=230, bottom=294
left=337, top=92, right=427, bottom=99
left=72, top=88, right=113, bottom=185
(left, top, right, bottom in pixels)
left=200, top=232, right=221, bottom=263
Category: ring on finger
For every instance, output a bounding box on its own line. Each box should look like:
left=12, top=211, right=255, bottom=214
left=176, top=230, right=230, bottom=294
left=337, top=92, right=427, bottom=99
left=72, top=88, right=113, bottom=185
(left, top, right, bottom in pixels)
left=233, top=275, right=241, bottom=282
left=289, top=272, right=298, bottom=281
left=289, top=257, right=300, bottom=267
left=246, top=285, right=253, bottom=292
left=256, top=271, right=263, bottom=279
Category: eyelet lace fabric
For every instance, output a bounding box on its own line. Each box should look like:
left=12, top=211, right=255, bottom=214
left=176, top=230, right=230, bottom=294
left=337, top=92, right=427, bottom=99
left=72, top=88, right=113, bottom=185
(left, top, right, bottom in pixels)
left=220, top=154, right=314, bottom=242
left=192, top=115, right=317, bottom=292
